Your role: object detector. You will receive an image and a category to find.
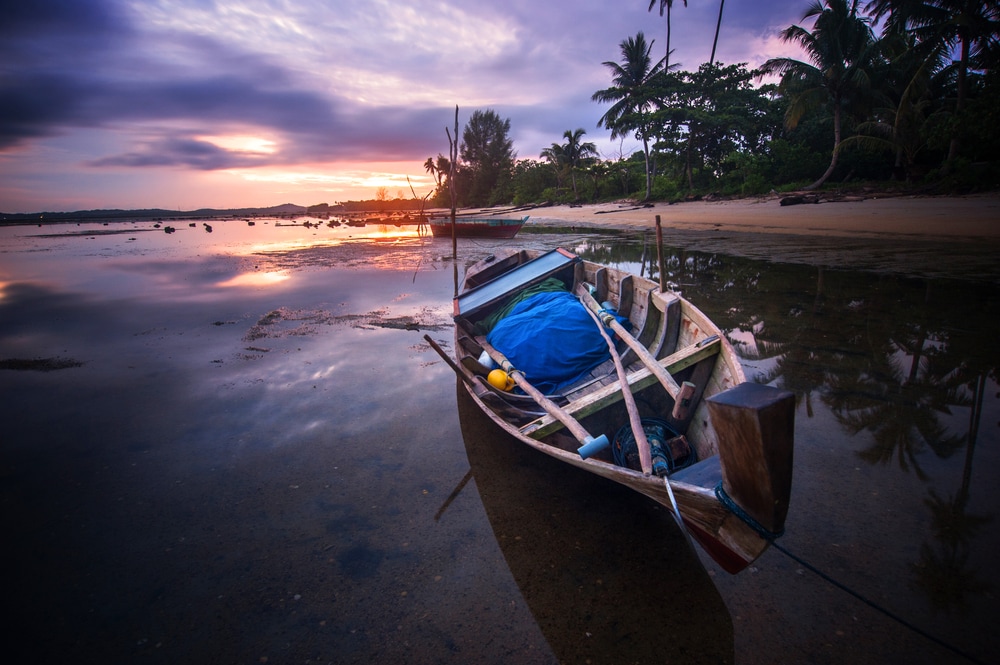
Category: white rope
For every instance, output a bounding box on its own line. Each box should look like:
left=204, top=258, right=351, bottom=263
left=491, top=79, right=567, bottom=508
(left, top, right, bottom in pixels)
left=663, top=475, right=694, bottom=545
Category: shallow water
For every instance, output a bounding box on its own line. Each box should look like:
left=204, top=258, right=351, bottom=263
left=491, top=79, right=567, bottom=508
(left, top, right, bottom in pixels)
left=1, top=218, right=997, bottom=664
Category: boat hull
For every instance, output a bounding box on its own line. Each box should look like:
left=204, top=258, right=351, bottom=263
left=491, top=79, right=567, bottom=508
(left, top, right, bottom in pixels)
left=448, top=248, right=795, bottom=573
left=428, top=216, right=526, bottom=239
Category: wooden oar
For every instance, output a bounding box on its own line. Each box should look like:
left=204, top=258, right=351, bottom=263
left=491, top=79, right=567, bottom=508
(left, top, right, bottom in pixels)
left=576, top=283, right=697, bottom=420
left=579, top=294, right=693, bottom=538
left=579, top=301, right=652, bottom=474
left=477, top=339, right=609, bottom=456
left=423, top=334, right=477, bottom=390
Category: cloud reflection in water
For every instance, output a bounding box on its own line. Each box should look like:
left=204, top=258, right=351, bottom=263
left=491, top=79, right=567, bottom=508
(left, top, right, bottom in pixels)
left=216, top=270, right=290, bottom=288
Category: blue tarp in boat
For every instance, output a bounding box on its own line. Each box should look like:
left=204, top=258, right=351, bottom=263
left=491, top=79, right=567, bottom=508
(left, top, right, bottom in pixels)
left=486, top=290, right=610, bottom=394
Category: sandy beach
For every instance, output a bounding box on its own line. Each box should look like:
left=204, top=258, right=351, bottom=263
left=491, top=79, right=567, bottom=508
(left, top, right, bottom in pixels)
left=525, top=192, right=1000, bottom=239
left=508, top=193, right=1000, bottom=281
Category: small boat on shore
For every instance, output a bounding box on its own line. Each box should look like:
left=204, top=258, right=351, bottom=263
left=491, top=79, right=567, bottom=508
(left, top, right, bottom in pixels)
left=427, top=215, right=528, bottom=239
left=427, top=247, right=795, bottom=573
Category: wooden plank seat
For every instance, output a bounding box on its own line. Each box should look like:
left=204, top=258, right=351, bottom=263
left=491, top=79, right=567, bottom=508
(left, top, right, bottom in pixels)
left=519, top=336, right=722, bottom=440
left=669, top=454, right=722, bottom=488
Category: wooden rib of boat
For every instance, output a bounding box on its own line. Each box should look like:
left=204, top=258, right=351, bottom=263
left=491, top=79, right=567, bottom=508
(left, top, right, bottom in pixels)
left=428, top=215, right=528, bottom=239
left=441, top=247, right=795, bottom=574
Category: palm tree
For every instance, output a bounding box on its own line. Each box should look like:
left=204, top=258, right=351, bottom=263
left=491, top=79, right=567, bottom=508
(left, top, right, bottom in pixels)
left=647, top=0, right=687, bottom=70
left=539, top=142, right=566, bottom=191
left=592, top=32, right=664, bottom=201
left=833, top=7, right=932, bottom=180
left=709, top=0, right=726, bottom=66
left=561, top=129, right=598, bottom=200
left=423, top=155, right=450, bottom=188
left=760, top=0, right=882, bottom=190
left=866, top=0, right=1000, bottom=170
left=541, top=129, right=599, bottom=200
left=865, top=0, right=924, bottom=34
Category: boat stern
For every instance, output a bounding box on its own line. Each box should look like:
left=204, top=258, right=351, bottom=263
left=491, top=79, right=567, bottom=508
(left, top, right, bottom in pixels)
left=707, top=382, right=795, bottom=539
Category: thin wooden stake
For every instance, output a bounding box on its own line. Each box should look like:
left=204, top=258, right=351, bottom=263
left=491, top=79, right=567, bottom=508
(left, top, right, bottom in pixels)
left=655, top=214, right=666, bottom=292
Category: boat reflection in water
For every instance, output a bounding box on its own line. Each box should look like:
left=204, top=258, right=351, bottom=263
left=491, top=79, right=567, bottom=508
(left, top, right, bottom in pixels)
left=456, top=384, right=733, bottom=664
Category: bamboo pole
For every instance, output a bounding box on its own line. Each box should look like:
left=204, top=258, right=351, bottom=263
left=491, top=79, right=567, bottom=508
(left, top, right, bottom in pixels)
left=424, top=334, right=476, bottom=389
left=579, top=299, right=652, bottom=474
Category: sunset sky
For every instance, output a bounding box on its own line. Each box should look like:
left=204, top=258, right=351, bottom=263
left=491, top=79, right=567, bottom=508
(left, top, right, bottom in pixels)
left=2, top=0, right=809, bottom=213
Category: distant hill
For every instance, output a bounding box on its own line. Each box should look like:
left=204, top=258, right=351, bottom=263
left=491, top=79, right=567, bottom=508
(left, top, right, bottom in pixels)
left=0, top=204, right=311, bottom=223
left=0, top=198, right=437, bottom=223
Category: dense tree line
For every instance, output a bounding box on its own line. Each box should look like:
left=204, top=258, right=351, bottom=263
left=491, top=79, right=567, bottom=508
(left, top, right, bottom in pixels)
left=426, top=0, right=998, bottom=207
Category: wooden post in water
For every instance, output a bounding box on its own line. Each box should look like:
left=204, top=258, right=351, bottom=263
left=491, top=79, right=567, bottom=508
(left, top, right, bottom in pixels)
left=707, top=383, right=795, bottom=536
left=655, top=215, right=666, bottom=292
left=446, top=105, right=460, bottom=296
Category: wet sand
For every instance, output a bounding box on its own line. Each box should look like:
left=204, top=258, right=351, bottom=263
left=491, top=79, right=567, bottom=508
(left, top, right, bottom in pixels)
left=513, top=193, right=1000, bottom=282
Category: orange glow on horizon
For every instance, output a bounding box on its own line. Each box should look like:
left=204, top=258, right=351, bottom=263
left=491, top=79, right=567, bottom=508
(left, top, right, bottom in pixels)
left=225, top=161, right=434, bottom=203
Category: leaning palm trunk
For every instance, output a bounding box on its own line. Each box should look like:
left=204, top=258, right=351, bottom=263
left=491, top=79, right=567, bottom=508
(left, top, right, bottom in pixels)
left=944, top=38, right=971, bottom=172
left=685, top=125, right=696, bottom=191
left=642, top=136, right=653, bottom=200
left=665, top=7, right=672, bottom=70
left=709, top=0, right=725, bottom=66
left=805, top=97, right=842, bottom=191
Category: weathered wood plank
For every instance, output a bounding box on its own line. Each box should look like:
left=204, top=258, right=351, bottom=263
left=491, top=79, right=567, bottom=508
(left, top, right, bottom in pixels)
left=707, top=382, right=795, bottom=535
left=618, top=274, right=633, bottom=319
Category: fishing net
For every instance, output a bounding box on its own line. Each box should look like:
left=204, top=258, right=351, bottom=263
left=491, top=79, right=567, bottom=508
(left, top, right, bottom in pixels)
left=612, top=417, right=696, bottom=477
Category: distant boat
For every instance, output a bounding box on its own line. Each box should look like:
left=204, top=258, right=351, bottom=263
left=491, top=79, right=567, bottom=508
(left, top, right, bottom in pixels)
left=428, top=215, right=527, bottom=239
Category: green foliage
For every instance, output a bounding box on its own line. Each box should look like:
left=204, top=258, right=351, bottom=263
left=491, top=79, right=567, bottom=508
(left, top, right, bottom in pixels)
left=649, top=175, right=682, bottom=201
left=954, top=72, right=1000, bottom=164
left=540, top=128, right=599, bottom=201
left=768, top=138, right=829, bottom=184
left=459, top=109, right=516, bottom=207
left=719, top=151, right=772, bottom=196
left=510, top=159, right=557, bottom=205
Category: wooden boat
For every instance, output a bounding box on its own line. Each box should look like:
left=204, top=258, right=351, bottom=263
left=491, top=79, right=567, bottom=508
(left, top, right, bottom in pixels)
left=427, top=215, right=528, bottom=239
left=430, top=247, right=795, bottom=573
